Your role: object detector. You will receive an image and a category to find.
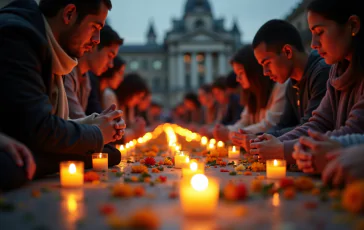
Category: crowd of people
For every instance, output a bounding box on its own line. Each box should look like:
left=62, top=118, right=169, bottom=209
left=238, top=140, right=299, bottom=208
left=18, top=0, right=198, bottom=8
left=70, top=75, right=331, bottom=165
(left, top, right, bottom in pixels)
left=0, top=0, right=363, bottom=191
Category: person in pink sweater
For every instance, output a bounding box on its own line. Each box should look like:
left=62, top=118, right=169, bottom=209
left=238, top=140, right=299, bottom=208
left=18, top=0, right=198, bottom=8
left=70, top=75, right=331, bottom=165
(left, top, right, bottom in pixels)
left=250, top=0, right=364, bottom=165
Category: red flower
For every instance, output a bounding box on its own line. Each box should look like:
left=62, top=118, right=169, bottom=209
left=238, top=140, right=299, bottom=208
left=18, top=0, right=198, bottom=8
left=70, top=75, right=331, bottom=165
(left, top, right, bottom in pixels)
left=144, top=157, right=156, bottom=166
left=99, top=204, right=116, bottom=215
left=84, top=171, right=100, bottom=182
left=279, top=177, right=295, bottom=189
left=159, top=176, right=167, bottom=183
left=220, top=169, right=229, bottom=172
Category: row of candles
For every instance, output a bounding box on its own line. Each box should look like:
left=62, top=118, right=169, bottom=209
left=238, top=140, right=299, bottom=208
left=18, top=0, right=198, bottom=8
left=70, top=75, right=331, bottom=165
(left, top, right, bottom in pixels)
left=59, top=124, right=287, bottom=217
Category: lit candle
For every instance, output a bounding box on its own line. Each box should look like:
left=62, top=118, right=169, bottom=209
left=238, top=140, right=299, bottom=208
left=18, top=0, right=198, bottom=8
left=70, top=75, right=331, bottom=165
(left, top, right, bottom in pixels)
left=217, top=141, right=225, bottom=148
left=209, top=139, right=216, bottom=145
left=137, top=137, right=144, bottom=145
left=266, top=159, right=286, bottom=179
left=117, top=145, right=127, bottom=158
left=182, top=160, right=205, bottom=180
left=175, top=151, right=190, bottom=169
left=180, top=174, right=219, bottom=217
left=92, top=153, right=108, bottom=172
left=228, top=146, right=240, bottom=159
left=207, top=143, right=216, bottom=151
left=60, top=161, right=84, bottom=187
left=200, top=136, right=208, bottom=148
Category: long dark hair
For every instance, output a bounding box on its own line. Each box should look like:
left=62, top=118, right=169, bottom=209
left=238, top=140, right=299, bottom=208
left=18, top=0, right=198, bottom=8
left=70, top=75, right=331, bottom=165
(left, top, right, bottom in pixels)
left=230, top=45, right=275, bottom=115
left=115, top=73, right=149, bottom=106
left=308, top=0, right=364, bottom=74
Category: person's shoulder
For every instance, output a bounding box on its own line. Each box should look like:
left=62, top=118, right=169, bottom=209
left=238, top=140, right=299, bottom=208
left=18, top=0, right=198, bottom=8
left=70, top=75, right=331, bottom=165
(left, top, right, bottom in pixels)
left=0, top=1, right=46, bottom=42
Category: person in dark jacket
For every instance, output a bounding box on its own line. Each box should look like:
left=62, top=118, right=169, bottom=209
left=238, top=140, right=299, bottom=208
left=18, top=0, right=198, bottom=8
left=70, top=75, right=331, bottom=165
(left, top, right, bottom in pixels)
left=0, top=0, right=125, bottom=186
left=230, top=19, right=330, bottom=152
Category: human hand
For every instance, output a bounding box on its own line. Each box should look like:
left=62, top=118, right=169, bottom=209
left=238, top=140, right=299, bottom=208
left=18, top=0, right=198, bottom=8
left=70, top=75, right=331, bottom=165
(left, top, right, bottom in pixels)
left=95, top=105, right=124, bottom=144
left=0, top=133, right=36, bottom=180
left=292, top=130, right=341, bottom=173
left=250, top=134, right=284, bottom=160
left=213, top=124, right=230, bottom=142
left=230, top=129, right=256, bottom=152
left=322, top=144, right=364, bottom=187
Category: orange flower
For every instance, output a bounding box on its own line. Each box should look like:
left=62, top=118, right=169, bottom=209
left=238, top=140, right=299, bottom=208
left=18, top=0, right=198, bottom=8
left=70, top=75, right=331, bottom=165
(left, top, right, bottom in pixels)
left=112, top=184, right=133, bottom=198
left=244, top=171, right=252, bottom=176
left=294, top=176, right=314, bottom=191
left=84, top=171, right=100, bottom=182
left=342, top=181, right=364, bottom=214
left=134, top=186, right=145, bottom=197
left=129, top=208, right=160, bottom=230
left=283, top=187, right=296, bottom=200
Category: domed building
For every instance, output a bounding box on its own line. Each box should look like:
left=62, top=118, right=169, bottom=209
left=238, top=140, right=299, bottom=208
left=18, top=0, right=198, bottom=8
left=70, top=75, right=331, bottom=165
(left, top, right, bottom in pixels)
left=119, top=0, right=242, bottom=107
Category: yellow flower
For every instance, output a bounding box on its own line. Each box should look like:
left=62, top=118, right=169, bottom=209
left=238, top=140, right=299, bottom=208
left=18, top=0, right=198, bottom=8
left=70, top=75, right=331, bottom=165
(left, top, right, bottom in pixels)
left=342, top=181, right=364, bottom=214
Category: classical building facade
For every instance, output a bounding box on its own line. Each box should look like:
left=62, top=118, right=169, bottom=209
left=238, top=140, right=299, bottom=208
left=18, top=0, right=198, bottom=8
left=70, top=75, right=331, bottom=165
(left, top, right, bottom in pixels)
left=119, top=0, right=242, bottom=107
left=284, top=0, right=313, bottom=51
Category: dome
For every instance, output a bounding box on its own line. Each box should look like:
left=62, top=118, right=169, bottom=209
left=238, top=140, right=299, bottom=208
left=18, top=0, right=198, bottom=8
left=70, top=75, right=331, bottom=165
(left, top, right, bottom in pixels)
left=184, top=0, right=212, bottom=15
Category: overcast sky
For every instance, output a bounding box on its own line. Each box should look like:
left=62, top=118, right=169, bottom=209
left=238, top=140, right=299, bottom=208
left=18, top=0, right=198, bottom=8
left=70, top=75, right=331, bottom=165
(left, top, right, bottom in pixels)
left=108, top=0, right=302, bottom=45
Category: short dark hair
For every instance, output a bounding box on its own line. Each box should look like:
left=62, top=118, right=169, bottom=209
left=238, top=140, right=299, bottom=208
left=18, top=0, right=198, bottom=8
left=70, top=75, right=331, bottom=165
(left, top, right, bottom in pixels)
left=199, top=84, right=212, bottom=93
left=39, top=0, right=112, bottom=23
left=99, top=56, right=126, bottom=79
left=308, top=0, right=364, bottom=74
left=252, top=19, right=305, bottom=53
left=226, top=71, right=239, bottom=89
left=184, top=92, right=201, bottom=108
left=98, top=25, right=124, bottom=50
left=211, top=76, right=227, bottom=90
left=230, top=44, right=275, bottom=114
left=116, top=72, right=149, bottom=106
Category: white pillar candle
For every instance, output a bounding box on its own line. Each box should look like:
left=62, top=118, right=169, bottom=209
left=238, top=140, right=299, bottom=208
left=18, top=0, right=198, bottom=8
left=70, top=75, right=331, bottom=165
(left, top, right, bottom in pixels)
left=266, top=159, right=286, bottom=179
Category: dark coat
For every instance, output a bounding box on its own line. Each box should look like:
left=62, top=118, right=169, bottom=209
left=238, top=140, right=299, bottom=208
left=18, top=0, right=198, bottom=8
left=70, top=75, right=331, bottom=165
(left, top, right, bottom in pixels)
left=0, top=0, right=119, bottom=177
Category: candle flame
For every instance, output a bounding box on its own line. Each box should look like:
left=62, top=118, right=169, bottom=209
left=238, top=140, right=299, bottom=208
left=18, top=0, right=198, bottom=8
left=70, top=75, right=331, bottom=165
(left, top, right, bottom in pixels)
left=201, top=136, right=207, bottom=142
left=232, top=146, right=236, bottom=152
left=217, top=141, right=224, bottom=147
left=99, top=153, right=102, bottom=158
left=119, top=145, right=124, bottom=151
left=185, top=157, right=190, bottom=163
left=69, top=163, right=76, bottom=174
left=138, top=138, right=143, bottom=144
left=191, top=174, right=208, bottom=191
left=209, top=139, right=216, bottom=145
left=126, top=143, right=130, bottom=148
left=273, top=160, right=278, bottom=166
left=190, top=162, right=198, bottom=171
left=208, top=143, right=214, bottom=149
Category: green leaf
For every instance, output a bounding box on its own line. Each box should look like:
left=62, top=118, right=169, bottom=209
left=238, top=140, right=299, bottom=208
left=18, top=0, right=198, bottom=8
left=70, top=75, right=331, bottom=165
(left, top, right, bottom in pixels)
left=115, top=172, right=123, bottom=178
left=158, top=166, right=164, bottom=171
left=261, top=183, right=275, bottom=197
left=227, top=161, right=235, bottom=166
left=229, top=171, right=237, bottom=176
left=140, top=172, right=151, bottom=178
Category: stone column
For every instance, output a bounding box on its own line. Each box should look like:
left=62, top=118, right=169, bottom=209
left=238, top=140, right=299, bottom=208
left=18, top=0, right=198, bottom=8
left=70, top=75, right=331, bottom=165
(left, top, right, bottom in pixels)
left=191, top=52, right=198, bottom=89
left=218, top=52, right=226, bottom=75
left=168, top=53, right=176, bottom=90
left=177, top=52, right=185, bottom=90
left=205, top=52, right=213, bottom=83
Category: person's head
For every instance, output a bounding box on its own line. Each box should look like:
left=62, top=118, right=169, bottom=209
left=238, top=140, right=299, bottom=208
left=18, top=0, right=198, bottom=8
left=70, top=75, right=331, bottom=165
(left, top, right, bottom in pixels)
left=116, top=72, right=149, bottom=107
left=307, top=0, right=363, bottom=72
left=252, top=19, right=305, bottom=84
left=226, top=71, right=239, bottom=94
left=230, top=45, right=275, bottom=114
left=99, top=56, right=126, bottom=89
left=150, top=102, right=162, bottom=117
left=211, top=77, right=228, bottom=104
left=39, top=0, right=112, bottom=58
left=138, top=93, right=152, bottom=111
left=183, top=92, right=201, bottom=111
left=198, top=84, right=215, bottom=107
left=85, top=25, right=123, bottom=76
